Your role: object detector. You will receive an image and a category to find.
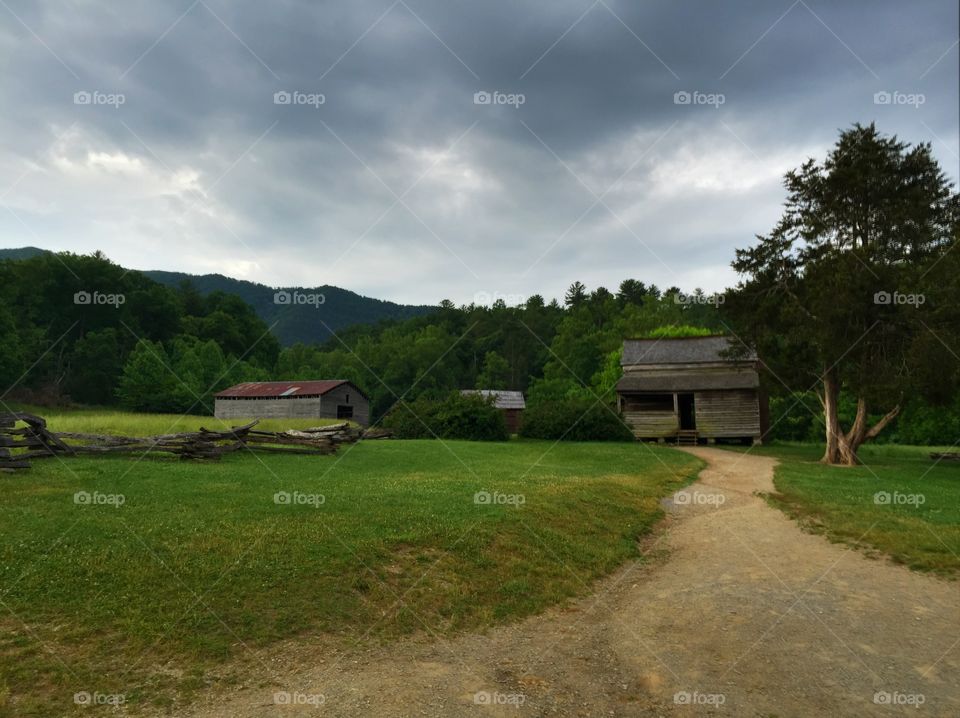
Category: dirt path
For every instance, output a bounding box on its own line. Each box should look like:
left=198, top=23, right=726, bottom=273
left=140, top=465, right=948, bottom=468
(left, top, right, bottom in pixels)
left=182, top=448, right=959, bottom=717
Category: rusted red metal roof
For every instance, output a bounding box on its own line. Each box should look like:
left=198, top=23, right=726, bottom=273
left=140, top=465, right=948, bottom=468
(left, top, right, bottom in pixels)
left=215, top=380, right=352, bottom=398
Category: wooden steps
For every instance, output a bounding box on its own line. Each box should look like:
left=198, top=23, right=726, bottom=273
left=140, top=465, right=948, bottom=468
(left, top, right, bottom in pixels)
left=674, top=430, right=699, bottom=446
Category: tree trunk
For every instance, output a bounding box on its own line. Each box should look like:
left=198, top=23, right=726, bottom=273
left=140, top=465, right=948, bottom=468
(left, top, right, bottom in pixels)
left=821, top=382, right=901, bottom=466
left=820, top=369, right=841, bottom=464
left=838, top=401, right=901, bottom=465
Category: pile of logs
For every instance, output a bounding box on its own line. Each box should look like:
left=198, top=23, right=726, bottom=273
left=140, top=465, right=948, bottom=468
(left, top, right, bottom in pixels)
left=0, top=414, right=392, bottom=471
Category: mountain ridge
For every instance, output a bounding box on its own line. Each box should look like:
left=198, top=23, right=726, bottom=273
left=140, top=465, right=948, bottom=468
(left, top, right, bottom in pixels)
left=0, top=247, right=435, bottom=345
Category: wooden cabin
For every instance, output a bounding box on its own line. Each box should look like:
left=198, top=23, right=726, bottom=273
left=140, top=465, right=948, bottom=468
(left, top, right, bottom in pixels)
left=615, top=336, right=765, bottom=444
left=461, top=390, right=526, bottom=432
left=214, top=380, right=370, bottom=426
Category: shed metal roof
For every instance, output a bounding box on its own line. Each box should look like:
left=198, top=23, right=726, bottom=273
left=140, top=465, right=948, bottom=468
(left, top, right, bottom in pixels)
left=215, top=380, right=364, bottom=399
left=461, top=390, right=526, bottom=410
left=621, top=336, right=756, bottom=366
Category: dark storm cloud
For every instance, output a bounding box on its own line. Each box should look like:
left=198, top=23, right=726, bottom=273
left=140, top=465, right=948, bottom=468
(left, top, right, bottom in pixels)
left=0, top=0, right=956, bottom=303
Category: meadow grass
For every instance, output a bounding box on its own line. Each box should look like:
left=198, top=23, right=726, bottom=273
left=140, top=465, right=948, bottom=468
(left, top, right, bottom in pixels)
left=736, top=442, right=960, bottom=577
left=0, top=438, right=701, bottom=716
left=7, top=405, right=346, bottom=435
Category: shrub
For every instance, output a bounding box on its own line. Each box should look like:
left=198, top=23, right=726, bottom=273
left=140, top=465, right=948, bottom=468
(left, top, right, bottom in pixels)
left=382, top=392, right=508, bottom=441
left=519, top=398, right=634, bottom=441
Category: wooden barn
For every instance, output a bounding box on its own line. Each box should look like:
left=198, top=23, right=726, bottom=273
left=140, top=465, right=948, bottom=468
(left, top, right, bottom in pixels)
left=214, top=380, right=370, bottom=426
left=461, top=390, right=526, bottom=432
left=615, top=336, right=765, bottom=444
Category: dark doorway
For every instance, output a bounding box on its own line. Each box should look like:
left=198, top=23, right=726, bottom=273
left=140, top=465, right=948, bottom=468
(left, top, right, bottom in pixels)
left=678, top=393, right=696, bottom=430
left=337, top=405, right=354, bottom=419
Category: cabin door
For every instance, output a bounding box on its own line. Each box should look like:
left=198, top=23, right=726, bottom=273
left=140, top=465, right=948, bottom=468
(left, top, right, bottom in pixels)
left=677, top=393, right=696, bottom=430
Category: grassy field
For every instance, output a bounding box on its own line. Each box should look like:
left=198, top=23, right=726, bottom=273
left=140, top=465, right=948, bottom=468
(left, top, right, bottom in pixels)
left=0, top=437, right=701, bottom=717
left=7, top=405, right=346, bottom=435
left=739, top=442, right=960, bottom=577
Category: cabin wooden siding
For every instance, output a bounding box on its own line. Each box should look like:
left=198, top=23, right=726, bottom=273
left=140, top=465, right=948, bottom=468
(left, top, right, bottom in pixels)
left=620, top=409, right=679, bottom=438
left=693, top=389, right=760, bottom=437
left=615, top=337, right=763, bottom=442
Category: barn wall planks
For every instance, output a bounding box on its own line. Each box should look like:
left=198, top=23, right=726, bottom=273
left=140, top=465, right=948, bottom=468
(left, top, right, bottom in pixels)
left=317, top=384, right=370, bottom=426
left=214, top=394, right=370, bottom=426
left=215, top=397, right=325, bottom=420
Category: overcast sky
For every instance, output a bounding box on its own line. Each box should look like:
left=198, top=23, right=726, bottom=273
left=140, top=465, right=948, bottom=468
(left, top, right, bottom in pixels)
left=0, top=0, right=957, bottom=305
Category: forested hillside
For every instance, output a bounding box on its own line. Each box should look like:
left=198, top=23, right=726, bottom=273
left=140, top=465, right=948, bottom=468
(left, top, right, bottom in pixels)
left=144, top=270, right=434, bottom=345
left=0, top=248, right=435, bottom=346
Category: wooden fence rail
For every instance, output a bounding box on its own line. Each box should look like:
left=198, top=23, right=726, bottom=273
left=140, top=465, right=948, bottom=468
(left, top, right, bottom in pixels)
left=0, top=414, right=389, bottom=471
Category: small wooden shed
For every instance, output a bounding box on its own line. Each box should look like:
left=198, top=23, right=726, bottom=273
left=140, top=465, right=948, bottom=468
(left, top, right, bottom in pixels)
left=615, top=336, right=765, bottom=444
left=461, top=390, right=526, bottom=432
left=214, top=380, right=369, bottom=426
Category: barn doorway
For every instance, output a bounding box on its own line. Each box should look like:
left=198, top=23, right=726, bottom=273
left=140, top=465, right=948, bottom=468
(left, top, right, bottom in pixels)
left=677, top=393, right=696, bottom=430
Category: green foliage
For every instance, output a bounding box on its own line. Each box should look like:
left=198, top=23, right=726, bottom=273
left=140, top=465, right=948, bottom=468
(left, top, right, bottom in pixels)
left=475, top=350, right=510, bottom=389
left=65, top=328, right=122, bottom=404
left=0, top=305, right=25, bottom=390
left=727, top=123, right=960, bottom=454
left=888, top=398, right=960, bottom=446
left=382, top=392, right=509, bottom=440
left=0, top=251, right=279, bottom=409
left=116, top=338, right=268, bottom=414
left=643, top=324, right=714, bottom=338
left=520, top=398, right=634, bottom=441
left=115, top=340, right=182, bottom=413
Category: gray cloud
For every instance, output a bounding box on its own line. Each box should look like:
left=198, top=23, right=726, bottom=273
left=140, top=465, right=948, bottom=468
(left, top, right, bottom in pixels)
left=0, top=0, right=956, bottom=304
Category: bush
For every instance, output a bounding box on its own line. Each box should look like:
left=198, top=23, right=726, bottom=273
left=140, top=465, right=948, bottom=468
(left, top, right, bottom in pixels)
left=382, top=392, right=508, bottom=441
left=519, top=398, right=634, bottom=441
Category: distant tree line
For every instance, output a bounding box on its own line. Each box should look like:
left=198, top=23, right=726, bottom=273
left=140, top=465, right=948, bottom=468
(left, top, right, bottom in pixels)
left=0, top=250, right=724, bottom=422
left=0, top=251, right=278, bottom=413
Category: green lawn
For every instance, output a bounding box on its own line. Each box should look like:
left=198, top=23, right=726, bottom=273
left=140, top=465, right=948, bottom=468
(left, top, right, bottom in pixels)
left=6, top=405, right=346, bottom=435
left=0, top=438, right=700, bottom=717
left=741, top=443, right=960, bottom=577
